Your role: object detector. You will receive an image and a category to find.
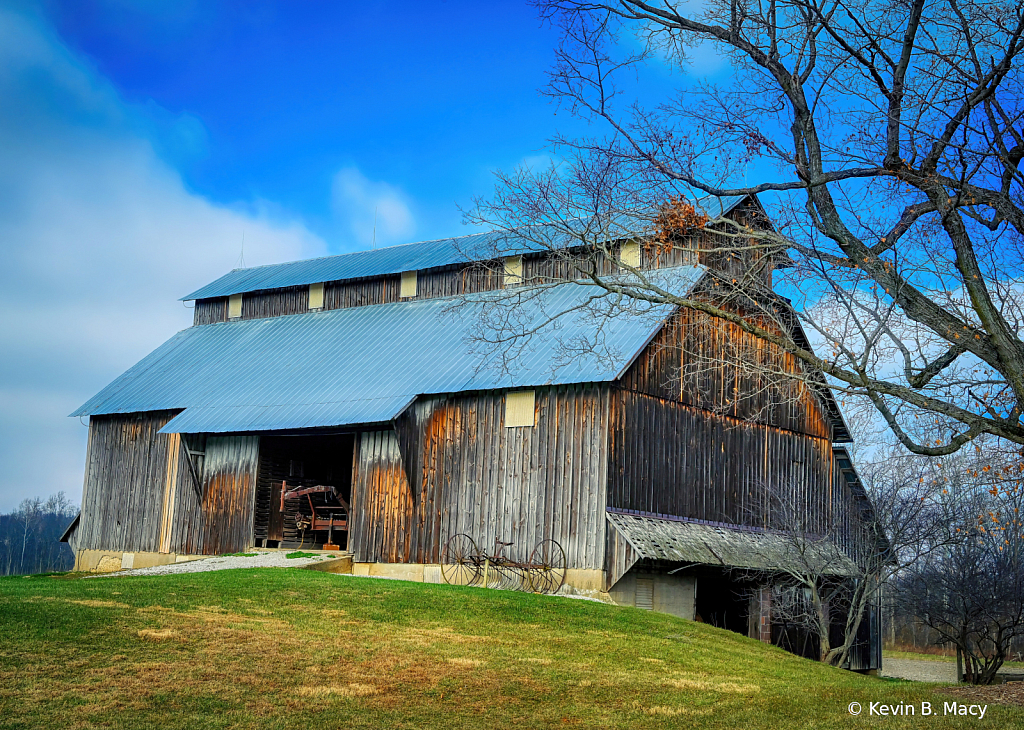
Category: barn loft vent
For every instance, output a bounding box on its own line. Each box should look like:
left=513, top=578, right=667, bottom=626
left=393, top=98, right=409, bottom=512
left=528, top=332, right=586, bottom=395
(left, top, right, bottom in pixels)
left=620, top=241, right=641, bottom=268
left=400, top=270, right=418, bottom=298
left=503, top=255, right=523, bottom=287
left=308, top=282, right=325, bottom=310
left=635, top=577, right=654, bottom=610
left=228, top=293, right=242, bottom=319
left=505, top=389, right=536, bottom=427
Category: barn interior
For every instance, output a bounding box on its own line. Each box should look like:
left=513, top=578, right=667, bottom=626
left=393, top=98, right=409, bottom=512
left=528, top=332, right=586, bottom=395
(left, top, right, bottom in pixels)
left=253, top=434, right=355, bottom=550
left=691, top=567, right=752, bottom=635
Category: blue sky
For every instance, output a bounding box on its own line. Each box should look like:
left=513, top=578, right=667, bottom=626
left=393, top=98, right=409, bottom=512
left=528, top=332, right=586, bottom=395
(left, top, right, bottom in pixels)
left=0, top=0, right=727, bottom=511
left=39, top=0, right=590, bottom=246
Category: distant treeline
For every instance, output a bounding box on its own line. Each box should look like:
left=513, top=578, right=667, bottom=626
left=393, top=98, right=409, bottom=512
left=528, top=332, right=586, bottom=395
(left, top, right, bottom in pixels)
left=0, top=493, right=77, bottom=576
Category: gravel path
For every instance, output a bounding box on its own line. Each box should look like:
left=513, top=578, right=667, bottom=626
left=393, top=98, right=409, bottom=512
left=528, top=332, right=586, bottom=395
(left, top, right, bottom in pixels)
left=882, top=658, right=958, bottom=683
left=94, top=551, right=333, bottom=577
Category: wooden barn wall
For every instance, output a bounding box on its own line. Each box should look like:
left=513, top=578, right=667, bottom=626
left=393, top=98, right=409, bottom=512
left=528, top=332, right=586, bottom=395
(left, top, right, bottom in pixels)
left=194, top=298, right=227, bottom=326
left=76, top=411, right=184, bottom=553
left=349, top=430, right=413, bottom=564
left=605, top=519, right=640, bottom=590
left=191, top=436, right=260, bottom=554
left=608, top=390, right=835, bottom=530
left=416, top=266, right=503, bottom=298
left=830, top=461, right=878, bottom=566
left=324, top=275, right=401, bottom=310
left=241, top=287, right=308, bottom=320
left=619, top=302, right=833, bottom=439
left=76, top=412, right=259, bottom=556
left=350, top=385, right=610, bottom=569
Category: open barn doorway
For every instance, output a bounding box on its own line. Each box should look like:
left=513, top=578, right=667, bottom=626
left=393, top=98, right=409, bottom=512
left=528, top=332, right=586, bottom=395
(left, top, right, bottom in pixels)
left=254, top=434, right=355, bottom=550
left=693, top=568, right=750, bottom=636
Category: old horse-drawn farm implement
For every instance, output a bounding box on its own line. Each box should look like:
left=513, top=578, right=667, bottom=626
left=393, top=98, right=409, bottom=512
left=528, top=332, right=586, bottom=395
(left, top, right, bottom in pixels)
left=440, top=534, right=566, bottom=594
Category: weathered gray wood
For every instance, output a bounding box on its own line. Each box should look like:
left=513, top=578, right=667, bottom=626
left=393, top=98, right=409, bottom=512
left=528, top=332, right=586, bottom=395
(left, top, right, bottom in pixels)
left=354, top=386, right=610, bottom=570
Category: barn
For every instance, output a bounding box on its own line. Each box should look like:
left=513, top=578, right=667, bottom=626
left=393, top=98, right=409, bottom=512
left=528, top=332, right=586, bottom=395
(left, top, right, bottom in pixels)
left=63, top=195, right=882, bottom=669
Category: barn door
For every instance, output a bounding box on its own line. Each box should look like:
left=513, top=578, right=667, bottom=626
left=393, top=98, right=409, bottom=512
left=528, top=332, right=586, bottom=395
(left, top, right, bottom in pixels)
left=268, top=480, right=284, bottom=542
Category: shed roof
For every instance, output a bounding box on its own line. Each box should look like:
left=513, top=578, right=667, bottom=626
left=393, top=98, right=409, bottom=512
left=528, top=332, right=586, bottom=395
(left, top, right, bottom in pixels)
left=181, top=196, right=747, bottom=301
left=72, top=266, right=706, bottom=433
left=606, top=510, right=858, bottom=575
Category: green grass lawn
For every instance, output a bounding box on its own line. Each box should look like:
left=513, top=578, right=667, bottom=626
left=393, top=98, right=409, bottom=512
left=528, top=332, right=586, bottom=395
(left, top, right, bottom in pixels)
left=0, top=568, right=1015, bottom=729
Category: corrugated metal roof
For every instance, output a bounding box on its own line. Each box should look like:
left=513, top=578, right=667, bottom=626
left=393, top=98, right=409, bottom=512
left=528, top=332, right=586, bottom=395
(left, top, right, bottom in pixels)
left=72, top=266, right=706, bottom=433
left=606, top=510, right=857, bottom=575
left=182, top=196, right=746, bottom=301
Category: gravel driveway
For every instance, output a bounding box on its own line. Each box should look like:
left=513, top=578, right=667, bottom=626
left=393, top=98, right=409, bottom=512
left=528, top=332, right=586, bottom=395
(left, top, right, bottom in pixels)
left=93, top=551, right=333, bottom=577
left=882, top=658, right=957, bottom=683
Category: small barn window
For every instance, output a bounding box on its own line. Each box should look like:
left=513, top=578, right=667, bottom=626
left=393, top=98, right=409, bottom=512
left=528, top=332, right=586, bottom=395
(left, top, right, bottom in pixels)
left=228, top=293, right=242, bottom=319
left=503, top=255, right=523, bottom=287
left=620, top=241, right=641, bottom=268
left=400, top=270, right=418, bottom=298
left=308, top=282, right=324, bottom=310
left=505, top=389, right=536, bottom=427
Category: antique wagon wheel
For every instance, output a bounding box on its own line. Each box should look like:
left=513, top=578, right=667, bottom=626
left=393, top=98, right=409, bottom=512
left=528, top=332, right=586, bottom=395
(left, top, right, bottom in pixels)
left=529, top=539, right=566, bottom=594
left=441, top=534, right=481, bottom=586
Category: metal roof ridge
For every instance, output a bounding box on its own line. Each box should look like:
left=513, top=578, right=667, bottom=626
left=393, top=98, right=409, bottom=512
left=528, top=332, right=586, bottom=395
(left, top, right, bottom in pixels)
left=188, top=264, right=705, bottom=323
left=180, top=196, right=749, bottom=301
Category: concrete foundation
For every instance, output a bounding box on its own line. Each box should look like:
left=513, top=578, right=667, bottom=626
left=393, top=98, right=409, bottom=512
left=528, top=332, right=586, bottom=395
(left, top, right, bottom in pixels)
left=74, top=549, right=205, bottom=572
left=608, top=571, right=697, bottom=620
left=350, top=562, right=607, bottom=593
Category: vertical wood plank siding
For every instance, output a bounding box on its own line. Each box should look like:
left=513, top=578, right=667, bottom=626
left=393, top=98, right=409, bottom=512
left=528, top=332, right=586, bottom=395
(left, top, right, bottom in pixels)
left=77, top=411, right=182, bottom=553
left=76, top=412, right=258, bottom=555
left=241, top=287, right=308, bottom=320
left=619, top=303, right=832, bottom=439
left=349, top=430, right=413, bottom=563
left=194, top=435, right=260, bottom=554
left=194, top=298, right=227, bottom=326
left=350, top=385, right=610, bottom=570
left=607, top=390, right=834, bottom=530
left=605, top=518, right=640, bottom=589
left=324, top=276, right=401, bottom=310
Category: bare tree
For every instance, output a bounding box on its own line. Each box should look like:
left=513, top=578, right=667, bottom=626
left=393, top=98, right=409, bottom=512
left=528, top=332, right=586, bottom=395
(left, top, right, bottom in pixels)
left=893, top=442, right=1024, bottom=683
left=742, top=445, right=960, bottom=667
left=467, top=0, right=1024, bottom=456
left=14, top=498, right=42, bottom=575
left=0, top=492, right=77, bottom=576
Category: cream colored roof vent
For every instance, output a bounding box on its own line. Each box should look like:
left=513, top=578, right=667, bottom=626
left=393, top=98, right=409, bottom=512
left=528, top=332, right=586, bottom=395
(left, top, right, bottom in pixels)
left=503, top=255, right=523, bottom=287
left=620, top=241, right=640, bottom=268
left=308, top=282, right=324, bottom=310
left=400, top=270, right=418, bottom=298
left=504, top=389, right=536, bottom=427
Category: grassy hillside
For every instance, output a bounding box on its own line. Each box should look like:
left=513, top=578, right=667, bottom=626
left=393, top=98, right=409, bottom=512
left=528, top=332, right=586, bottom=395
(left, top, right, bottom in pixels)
left=0, top=568, right=1014, bottom=729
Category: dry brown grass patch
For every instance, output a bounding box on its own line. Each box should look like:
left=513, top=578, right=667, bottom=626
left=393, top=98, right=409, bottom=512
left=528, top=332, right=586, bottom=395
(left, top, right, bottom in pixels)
left=67, top=599, right=130, bottom=609
left=398, top=625, right=487, bottom=647
left=447, top=658, right=484, bottom=667
left=297, top=683, right=378, bottom=698
left=665, top=675, right=761, bottom=694
left=137, top=628, right=178, bottom=641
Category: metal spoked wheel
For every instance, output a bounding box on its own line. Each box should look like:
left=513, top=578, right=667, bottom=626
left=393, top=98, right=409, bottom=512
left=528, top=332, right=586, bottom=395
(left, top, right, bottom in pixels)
left=529, top=539, right=567, bottom=594
left=441, top=533, right=481, bottom=586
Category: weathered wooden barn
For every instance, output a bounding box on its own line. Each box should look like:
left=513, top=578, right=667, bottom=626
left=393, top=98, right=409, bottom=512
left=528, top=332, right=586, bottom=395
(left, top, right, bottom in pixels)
left=64, top=195, right=881, bottom=669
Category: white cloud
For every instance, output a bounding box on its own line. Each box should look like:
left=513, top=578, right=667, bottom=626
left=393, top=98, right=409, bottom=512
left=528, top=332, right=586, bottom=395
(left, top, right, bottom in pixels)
left=331, top=166, right=415, bottom=248
left=0, top=7, right=327, bottom=511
